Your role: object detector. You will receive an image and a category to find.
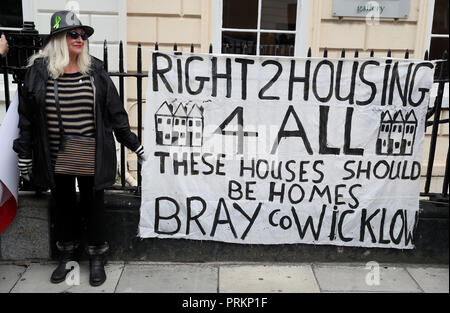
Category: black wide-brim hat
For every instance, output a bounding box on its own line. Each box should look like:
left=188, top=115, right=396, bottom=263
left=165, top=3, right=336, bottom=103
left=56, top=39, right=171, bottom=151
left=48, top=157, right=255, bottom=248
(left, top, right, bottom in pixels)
left=44, top=10, right=94, bottom=44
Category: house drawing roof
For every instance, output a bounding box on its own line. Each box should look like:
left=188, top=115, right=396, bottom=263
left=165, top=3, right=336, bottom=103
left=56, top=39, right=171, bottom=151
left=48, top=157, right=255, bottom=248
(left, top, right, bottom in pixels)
left=188, top=104, right=203, bottom=118
left=173, top=103, right=188, bottom=117
left=156, top=101, right=173, bottom=116
left=405, top=110, right=417, bottom=122
left=381, top=111, right=392, bottom=122
left=156, top=101, right=205, bottom=119
left=392, top=111, right=404, bottom=123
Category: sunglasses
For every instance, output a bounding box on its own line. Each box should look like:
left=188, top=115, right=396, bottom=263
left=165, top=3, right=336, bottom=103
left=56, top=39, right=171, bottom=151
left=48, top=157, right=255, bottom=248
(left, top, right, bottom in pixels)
left=67, top=31, right=88, bottom=40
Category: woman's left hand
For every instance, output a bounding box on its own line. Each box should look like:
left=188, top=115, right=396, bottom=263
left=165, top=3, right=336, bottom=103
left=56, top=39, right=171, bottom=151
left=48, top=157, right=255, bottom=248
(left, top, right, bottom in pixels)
left=135, top=145, right=146, bottom=164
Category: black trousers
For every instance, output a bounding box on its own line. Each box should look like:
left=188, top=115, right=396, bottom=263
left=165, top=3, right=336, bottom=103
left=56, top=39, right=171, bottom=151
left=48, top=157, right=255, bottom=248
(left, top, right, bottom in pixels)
left=52, top=174, right=106, bottom=247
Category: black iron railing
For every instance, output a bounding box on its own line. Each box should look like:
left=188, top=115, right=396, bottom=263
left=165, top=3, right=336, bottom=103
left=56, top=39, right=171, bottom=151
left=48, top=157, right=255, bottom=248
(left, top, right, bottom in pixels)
left=1, top=23, right=448, bottom=202
left=422, top=50, right=449, bottom=202
left=102, top=40, right=146, bottom=193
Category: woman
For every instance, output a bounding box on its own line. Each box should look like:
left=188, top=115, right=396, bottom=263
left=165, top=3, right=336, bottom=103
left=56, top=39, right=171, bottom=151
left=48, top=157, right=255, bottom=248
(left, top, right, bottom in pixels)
left=13, top=11, right=145, bottom=287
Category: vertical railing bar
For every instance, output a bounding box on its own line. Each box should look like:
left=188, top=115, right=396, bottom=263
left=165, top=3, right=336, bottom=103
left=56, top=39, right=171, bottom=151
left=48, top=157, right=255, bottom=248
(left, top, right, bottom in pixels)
left=209, top=43, right=213, bottom=54
left=103, top=40, right=108, bottom=72
left=370, top=49, right=374, bottom=57
left=3, top=62, right=10, bottom=111
left=190, top=43, right=194, bottom=53
left=15, top=36, right=21, bottom=71
left=424, top=50, right=435, bottom=124
left=137, top=42, right=143, bottom=194
left=307, top=47, right=311, bottom=57
left=323, top=47, right=328, bottom=58
left=23, top=35, right=30, bottom=67
left=424, top=51, right=448, bottom=194
left=119, top=40, right=126, bottom=188
left=354, top=49, right=359, bottom=58
left=341, top=48, right=345, bottom=58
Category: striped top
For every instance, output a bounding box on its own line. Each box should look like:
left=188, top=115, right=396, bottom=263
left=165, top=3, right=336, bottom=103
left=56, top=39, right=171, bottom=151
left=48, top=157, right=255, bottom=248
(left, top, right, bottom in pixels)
left=45, top=72, right=95, bottom=166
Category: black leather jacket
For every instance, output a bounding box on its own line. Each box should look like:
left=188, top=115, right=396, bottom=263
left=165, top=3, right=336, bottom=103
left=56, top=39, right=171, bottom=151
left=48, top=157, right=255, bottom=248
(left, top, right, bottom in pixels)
left=13, top=56, right=141, bottom=190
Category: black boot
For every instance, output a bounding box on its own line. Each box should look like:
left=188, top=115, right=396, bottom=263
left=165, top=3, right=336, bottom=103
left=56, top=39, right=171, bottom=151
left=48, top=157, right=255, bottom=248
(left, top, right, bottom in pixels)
left=87, top=243, right=109, bottom=287
left=50, top=242, right=78, bottom=284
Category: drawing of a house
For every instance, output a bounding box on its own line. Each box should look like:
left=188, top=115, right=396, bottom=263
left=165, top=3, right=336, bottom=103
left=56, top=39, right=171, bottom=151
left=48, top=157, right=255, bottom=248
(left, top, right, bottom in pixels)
left=154, top=100, right=205, bottom=147
left=376, top=111, right=393, bottom=155
left=172, top=103, right=188, bottom=146
left=155, top=101, right=174, bottom=145
left=187, top=104, right=204, bottom=147
left=376, top=110, right=418, bottom=156
left=403, top=111, right=417, bottom=155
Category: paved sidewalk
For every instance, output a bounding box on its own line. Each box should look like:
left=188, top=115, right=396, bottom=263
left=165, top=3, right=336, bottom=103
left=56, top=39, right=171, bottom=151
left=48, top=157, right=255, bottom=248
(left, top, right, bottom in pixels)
left=0, top=262, right=448, bottom=293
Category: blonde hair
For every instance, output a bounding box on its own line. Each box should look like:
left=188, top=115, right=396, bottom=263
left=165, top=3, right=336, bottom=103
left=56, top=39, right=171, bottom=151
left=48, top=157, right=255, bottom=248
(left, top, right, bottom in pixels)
left=28, top=31, right=91, bottom=78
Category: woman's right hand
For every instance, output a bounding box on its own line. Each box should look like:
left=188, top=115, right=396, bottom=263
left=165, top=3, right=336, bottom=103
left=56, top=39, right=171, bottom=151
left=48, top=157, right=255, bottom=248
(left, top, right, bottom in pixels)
left=18, top=158, right=32, bottom=181
left=0, top=33, right=8, bottom=57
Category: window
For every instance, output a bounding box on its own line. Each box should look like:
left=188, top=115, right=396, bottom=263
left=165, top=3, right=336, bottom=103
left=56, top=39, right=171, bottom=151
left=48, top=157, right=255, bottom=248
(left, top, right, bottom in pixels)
left=175, top=119, right=179, bottom=125
left=215, top=0, right=309, bottom=56
left=196, top=120, right=201, bottom=127
left=393, top=125, right=397, bottom=132
left=410, top=126, right=415, bottom=133
left=157, top=118, right=162, bottom=124
left=196, top=133, right=201, bottom=138
left=165, top=134, right=170, bottom=139
left=406, top=125, right=410, bottom=133
left=398, top=126, right=402, bottom=132
left=167, top=118, right=171, bottom=124
left=0, top=1, right=23, bottom=28
left=189, top=120, right=193, bottom=127
left=428, top=0, right=449, bottom=79
left=182, top=120, right=186, bottom=125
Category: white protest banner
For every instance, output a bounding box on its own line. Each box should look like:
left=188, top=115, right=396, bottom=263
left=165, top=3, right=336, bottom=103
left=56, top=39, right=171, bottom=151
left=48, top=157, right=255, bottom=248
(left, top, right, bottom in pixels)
left=139, top=52, right=435, bottom=249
